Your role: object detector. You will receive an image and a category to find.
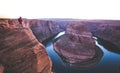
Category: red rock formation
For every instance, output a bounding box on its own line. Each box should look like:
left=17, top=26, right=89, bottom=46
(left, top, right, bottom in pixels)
left=0, top=19, right=52, bottom=73
left=85, top=21, right=120, bottom=50
left=53, top=22, right=103, bottom=66
left=29, top=19, right=120, bottom=49
left=29, top=20, right=68, bottom=43
left=1, top=18, right=119, bottom=72
left=0, top=64, right=4, bottom=73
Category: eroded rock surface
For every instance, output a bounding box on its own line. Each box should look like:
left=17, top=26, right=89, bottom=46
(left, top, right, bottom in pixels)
left=54, top=22, right=103, bottom=66
left=29, top=20, right=68, bottom=43
left=85, top=21, right=120, bottom=51
left=0, top=19, right=52, bottom=73
left=0, top=64, right=4, bottom=73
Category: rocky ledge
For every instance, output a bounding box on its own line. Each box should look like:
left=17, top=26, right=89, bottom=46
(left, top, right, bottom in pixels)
left=53, top=22, right=103, bottom=67
left=0, top=19, right=52, bottom=73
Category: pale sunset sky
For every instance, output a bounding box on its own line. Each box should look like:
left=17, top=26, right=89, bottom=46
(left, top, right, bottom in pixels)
left=0, top=0, right=120, bottom=19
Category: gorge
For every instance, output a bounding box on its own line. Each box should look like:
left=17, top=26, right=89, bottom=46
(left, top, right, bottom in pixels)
left=45, top=31, right=120, bottom=73
left=0, top=18, right=120, bottom=73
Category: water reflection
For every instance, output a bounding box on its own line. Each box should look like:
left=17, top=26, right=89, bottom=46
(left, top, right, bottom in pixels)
left=45, top=32, right=120, bottom=73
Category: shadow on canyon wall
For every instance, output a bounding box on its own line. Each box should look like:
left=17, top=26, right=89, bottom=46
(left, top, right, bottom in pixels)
left=0, top=18, right=120, bottom=73
left=96, top=37, right=120, bottom=54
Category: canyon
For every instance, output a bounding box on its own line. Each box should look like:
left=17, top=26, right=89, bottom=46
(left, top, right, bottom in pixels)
left=0, top=18, right=120, bottom=73
left=29, top=19, right=69, bottom=43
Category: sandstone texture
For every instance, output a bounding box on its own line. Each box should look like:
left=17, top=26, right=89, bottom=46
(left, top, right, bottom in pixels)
left=84, top=20, right=120, bottom=50
left=53, top=22, right=103, bottom=66
left=0, top=64, right=4, bottom=73
left=0, top=18, right=119, bottom=72
left=29, top=20, right=68, bottom=43
left=0, top=19, right=52, bottom=73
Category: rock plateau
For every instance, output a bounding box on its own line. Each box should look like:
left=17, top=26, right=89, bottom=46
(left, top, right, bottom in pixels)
left=54, top=22, right=103, bottom=67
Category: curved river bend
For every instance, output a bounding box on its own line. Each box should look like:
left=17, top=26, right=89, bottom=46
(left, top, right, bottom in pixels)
left=45, top=32, right=120, bottom=73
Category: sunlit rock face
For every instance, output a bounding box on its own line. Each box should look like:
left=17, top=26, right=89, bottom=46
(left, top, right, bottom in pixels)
left=84, top=20, right=120, bottom=50
left=54, top=22, right=103, bottom=65
left=29, top=20, right=68, bottom=43
left=0, top=19, right=52, bottom=73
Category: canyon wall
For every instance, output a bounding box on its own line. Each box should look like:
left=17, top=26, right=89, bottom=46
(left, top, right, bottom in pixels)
left=83, top=20, right=120, bottom=51
left=29, top=20, right=69, bottom=43
left=0, top=18, right=120, bottom=72
left=0, top=19, right=52, bottom=73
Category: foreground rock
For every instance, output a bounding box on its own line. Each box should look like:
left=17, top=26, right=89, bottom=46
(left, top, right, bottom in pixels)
left=85, top=21, right=120, bottom=51
left=54, top=22, right=103, bottom=67
left=0, top=19, right=52, bottom=73
left=0, top=64, right=4, bottom=73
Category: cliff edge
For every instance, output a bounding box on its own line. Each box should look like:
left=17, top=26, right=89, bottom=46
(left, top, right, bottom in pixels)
left=0, top=19, right=52, bottom=73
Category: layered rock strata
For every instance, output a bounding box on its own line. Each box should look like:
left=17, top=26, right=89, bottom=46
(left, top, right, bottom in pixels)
left=54, top=22, right=103, bottom=67
left=29, top=20, right=68, bottom=43
left=84, top=21, right=120, bottom=51
left=0, top=19, right=52, bottom=73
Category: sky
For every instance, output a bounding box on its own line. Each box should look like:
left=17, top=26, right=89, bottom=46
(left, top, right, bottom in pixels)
left=0, top=0, right=120, bottom=19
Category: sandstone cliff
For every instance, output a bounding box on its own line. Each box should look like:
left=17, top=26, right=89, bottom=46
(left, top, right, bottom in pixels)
left=0, top=19, right=52, bottom=73
left=0, top=18, right=119, bottom=72
left=84, top=20, right=120, bottom=52
left=53, top=22, right=103, bottom=67
left=29, top=20, right=69, bottom=43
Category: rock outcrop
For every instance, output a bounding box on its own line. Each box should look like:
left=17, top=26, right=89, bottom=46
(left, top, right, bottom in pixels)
left=84, top=20, right=120, bottom=51
left=29, top=20, right=68, bottom=43
left=53, top=22, right=103, bottom=67
left=0, top=64, right=4, bottom=73
left=0, top=19, right=52, bottom=73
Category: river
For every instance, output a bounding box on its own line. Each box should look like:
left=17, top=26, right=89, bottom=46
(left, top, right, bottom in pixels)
left=45, top=32, right=120, bottom=73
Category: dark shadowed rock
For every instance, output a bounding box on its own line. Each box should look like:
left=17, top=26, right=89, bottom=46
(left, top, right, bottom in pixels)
left=0, top=19, right=52, bottom=73
left=53, top=22, right=103, bottom=66
left=85, top=21, right=120, bottom=51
